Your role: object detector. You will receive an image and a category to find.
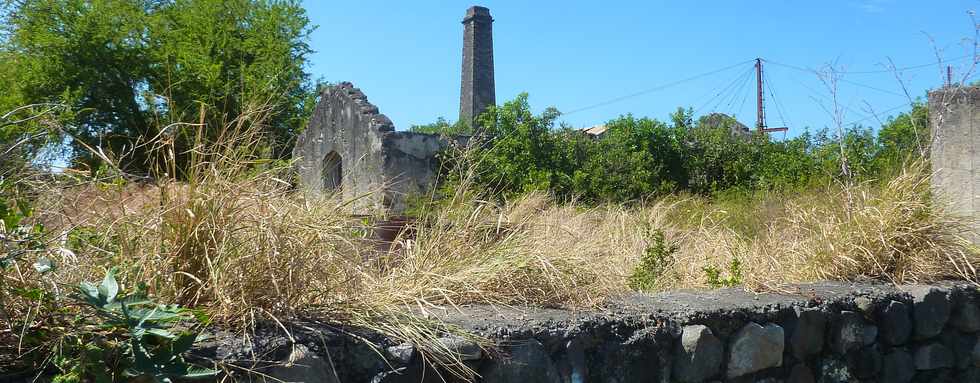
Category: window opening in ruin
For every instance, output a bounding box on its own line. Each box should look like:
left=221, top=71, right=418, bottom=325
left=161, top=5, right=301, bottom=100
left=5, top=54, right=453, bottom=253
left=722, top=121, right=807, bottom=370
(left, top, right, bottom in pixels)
left=322, top=151, right=342, bottom=192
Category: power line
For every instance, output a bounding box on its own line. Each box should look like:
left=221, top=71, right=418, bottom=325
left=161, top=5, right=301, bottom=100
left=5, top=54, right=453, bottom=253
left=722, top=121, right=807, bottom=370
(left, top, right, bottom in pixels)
left=561, top=59, right=756, bottom=116
left=764, top=60, right=906, bottom=97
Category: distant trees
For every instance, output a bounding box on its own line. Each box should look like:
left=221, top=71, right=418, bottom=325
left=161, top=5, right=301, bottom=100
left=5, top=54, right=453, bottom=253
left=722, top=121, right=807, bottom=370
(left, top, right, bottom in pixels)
left=452, top=95, right=930, bottom=203
left=0, top=0, right=316, bottom=175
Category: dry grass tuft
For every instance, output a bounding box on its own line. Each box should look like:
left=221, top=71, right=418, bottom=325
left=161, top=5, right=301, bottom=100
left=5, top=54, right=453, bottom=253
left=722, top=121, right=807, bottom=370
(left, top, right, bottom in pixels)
left=4, top=107, right=976, bottom=379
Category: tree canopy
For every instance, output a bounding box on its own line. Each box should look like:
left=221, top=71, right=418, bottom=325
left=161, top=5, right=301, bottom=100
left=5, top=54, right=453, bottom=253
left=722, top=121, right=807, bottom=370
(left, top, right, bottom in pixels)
left=0, top=0, right=316, bottom=175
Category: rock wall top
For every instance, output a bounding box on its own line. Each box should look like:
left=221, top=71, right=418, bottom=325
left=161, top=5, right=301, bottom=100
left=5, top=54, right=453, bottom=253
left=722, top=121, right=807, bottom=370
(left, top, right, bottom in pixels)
left=201, top=281, right=980, bottom=383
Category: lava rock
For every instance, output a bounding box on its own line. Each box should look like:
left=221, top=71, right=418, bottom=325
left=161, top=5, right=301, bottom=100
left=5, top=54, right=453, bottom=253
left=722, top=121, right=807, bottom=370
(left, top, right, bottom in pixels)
left=881, top=348, right=915, bottom=383
left=879, top=300, right=912, bottom=346
left=727, top=322, right=784, bottom=378
left=829, top=311, right=865, bottom=354
left=914, top=342, right=954, bottom=370
left=788, top=307, right=827, bottom=359
left=788, top=363, right=815, bottom=383
left=479, top=339, right=561, bottom=383
left=673, top=325, right=723, bottom=382
left=385, top=343, right=415, bottom=365
left=818, top=357, right=852, bottom=383
left=951, top=299, right=980, bottom=333
left=437, top=336, right=482, bottom=361
left=845, top=345, right=881, bottom=379
left=861, top=325, right=878, bottom=346
left=974, top=341, right=980, bottom=367
left=910, top=285, right=952, bottom=339
left=265, top=344, right=340, bottom=383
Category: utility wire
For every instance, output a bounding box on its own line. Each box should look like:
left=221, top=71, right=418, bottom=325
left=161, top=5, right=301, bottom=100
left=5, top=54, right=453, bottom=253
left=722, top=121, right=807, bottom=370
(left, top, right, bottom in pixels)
left=764, top=71, right=790, bottom=128
left=764, top=60, right=906, bottom=97
left=696, top=65, right=754, bottom=115
left=838, top=54, right=971, bottom=74
left=562, top=59, right=756, bottom=116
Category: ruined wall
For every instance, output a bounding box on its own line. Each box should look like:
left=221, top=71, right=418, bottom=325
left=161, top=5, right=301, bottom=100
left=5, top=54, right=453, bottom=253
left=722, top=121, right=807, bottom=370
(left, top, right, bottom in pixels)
left=204, top=281, right=980, bottom=383
left=930, top=86, right=980, bottom=244
left=381, top=132, right=448, bottom=213
left=294, top=82, right=393, bottom=212
left=294, top=82, right=450, bottom=214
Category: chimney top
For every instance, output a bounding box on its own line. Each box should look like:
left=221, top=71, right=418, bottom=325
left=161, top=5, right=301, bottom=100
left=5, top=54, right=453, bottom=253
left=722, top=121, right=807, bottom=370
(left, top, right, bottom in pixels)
left=463, top=6, right=492, bottom=22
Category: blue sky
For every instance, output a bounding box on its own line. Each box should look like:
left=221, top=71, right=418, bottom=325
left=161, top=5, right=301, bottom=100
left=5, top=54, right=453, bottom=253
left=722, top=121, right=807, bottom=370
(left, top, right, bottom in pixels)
left=301, top=1, right=980, bottom=136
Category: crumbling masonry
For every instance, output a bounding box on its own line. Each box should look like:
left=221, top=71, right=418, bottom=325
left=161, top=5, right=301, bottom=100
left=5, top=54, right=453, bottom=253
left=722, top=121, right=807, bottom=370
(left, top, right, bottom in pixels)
left=294, top=6, right=494, bottom=214
left=929, top=85, right=980, bottom=244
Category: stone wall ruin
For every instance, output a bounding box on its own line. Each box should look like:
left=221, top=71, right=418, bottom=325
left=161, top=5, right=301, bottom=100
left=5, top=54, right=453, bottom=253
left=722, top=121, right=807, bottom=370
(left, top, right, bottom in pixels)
left=201, top=281, right=980, bottom=383
left=293, top=82, right=451, bottom=214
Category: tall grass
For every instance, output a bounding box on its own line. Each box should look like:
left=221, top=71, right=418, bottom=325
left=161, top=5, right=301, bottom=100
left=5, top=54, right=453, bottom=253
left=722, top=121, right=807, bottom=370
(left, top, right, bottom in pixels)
left=3, top=104, right=977, bottom=379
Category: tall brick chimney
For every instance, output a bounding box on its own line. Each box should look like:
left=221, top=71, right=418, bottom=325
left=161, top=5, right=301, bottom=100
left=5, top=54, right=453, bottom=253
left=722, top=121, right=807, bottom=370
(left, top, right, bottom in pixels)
left=459, top=6, right=495, bottom=127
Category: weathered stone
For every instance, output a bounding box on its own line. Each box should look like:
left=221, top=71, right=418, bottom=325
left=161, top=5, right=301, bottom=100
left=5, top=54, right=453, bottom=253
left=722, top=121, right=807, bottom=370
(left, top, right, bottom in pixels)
left=929, top=86, right=980, bottom=245
left=385, top=343, right=415, bottom=365
left=914, top=342, right=954, bottom=370
left=789, top=307, right=827, bottom=359
left=974, top=340, right=980, bottom=367
left=879, top=300, right=912, bottom=346
left=727, top=322, right=784, bottom=378
left=294, top=82, right=456, bottom=215
left=854, top=296, right=874, bottom=314
left=265, top=344, right=340, bottom=383
left=845, top=345, right=881, bottom=379
left=437, top=336, right=482, bottom=361
left=829, top=311, right=864, bottom=354
left=788, top=364, right=815, bottom=383
left=459, top=6, right=495, bottom=125
left=951, top=299, right=980, bottom=333
left=817, top=357, right=851, bottom=383
left=479, top=339, right=561, bottom=383
left=673, top=325, right=723, bottom=382
left=558, top=338, right=588, bottom=383
left=939, top=330, right=977, bottom=370
left=881, top=348, right=915, bottom=383
left=861, top=325, right=878, bottom=346
left=910, top=285, right=952, bottom=339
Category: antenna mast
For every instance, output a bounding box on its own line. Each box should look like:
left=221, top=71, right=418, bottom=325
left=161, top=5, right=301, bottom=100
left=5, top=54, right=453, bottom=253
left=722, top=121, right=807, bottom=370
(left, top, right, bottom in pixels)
left=756, top=58, right=765, bottom=132
left=756, top=58, right=788, bottom=135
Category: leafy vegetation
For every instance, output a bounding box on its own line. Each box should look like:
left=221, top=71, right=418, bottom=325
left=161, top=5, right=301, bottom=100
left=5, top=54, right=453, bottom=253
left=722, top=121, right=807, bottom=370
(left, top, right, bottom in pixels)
left=454, top=96, right=930, bottom=203
left=0, top=0, right=317, bottom=175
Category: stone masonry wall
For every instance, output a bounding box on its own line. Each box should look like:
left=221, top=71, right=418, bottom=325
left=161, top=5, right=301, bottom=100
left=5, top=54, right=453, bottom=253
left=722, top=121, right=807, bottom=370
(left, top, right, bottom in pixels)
left=294, top=82, right=392, bottom=213
left=929, top=85, right=980, bottom=244
left=294, top=82, right=449, bottom=214
left=202, top=281, right=980, bottom=383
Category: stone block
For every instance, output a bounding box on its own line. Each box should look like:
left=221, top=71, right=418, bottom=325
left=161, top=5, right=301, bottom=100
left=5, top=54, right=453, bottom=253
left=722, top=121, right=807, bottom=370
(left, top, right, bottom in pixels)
left=910, top=285, right=952, bottom=339
left=788, top=307, right=827, bottom=359
left=265, top=344, right=340, bottom=383
left=881, top=348, right=915, bottom=383
left=480, top=339, right=561, bottom=383
left=914, top=342, right=954, bottom=370
left=727, top=322, right=784, bottom=378
left=673, top=325, right=723, bottom=382
left=829, top=311, right=864, bottom=354
left=951, top=299, right=980, bottom=333
left=788, top=363, right=815, bottom=383
left=437, top=336, right=482, bottom=361
left=879, top=300, right=912, bottom=346
left=845, top=345, right=881, bottom=379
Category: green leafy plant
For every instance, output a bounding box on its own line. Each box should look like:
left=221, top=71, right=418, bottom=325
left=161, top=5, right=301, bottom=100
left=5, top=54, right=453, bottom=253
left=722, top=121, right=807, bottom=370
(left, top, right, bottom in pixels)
left=55, top=268, right=217, bottom=383
left=628, top=228, right=677, bottom=291
left=703, top=257, right=743, bottom=288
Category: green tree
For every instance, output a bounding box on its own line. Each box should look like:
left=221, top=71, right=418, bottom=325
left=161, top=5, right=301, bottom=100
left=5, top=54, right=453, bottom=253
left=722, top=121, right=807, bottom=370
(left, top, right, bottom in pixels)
left=0, top=0, right=315, bottom=174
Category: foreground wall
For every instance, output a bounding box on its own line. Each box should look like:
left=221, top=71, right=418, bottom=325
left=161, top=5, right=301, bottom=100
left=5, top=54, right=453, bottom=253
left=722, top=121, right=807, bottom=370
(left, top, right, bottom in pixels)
left=930, top=86, right=980, bottom=244
left=203, top=281, right=979, bottom=383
